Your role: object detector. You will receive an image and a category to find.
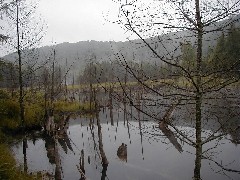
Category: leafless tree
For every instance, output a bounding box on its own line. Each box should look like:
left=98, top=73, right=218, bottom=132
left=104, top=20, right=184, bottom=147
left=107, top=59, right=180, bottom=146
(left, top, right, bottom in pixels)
left=110, top=0, right=240, bottom=179
left=2, top=0, right=45, bottom=129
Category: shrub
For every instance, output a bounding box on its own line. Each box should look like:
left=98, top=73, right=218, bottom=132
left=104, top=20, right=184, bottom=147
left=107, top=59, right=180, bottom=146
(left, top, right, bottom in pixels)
left=0, top=100, right=20, bottom=130
left=25, top=103, right=45, bottom=128
left=0, top=100, right=19, bottom=119
left=0, top=99, right=44, bottom=131
left=0, top=90, right=9, bottom=99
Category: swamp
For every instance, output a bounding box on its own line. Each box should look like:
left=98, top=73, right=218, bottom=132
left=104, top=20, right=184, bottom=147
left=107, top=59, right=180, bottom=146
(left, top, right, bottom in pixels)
left=9, top=86, right=240, bottom=180
left=1, top=0, right=240, bottom=180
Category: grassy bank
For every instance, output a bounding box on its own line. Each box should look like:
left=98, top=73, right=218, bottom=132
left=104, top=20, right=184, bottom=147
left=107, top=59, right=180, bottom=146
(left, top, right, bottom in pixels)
left=0, top=144, right=40, bottom=180
left=54, top=100, right=94, bottom=113
left=0, top=132, right=41, bottom=180
left=0, top=98, right=44, bottom=132
left=0, top=89, right=95, bottom=132
left=68, top=77, right=240, bottom=92
left=0, top=89, right=95, bottom=179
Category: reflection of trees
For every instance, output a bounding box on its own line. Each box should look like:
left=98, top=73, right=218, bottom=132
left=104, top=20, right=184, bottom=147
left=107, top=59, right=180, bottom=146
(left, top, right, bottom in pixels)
left=77, top=149, right=86, bottom=180
left=23, top=137, right=28, bottom=173
left=109, top=86, right=114, bottom=126
left=108, top=0, right=240, bottom=179
left=44, top=134, right=62, bottom=180
left=54, top=140, right=62, bottom=180
left=109, top=80, right=240, bottom=179
left=85, top=88, right=109, bottom=180
left=137, top=93, right=144, bottom=159
left=43, top=114, right=73, bottom=180
left=96, top=113, right=109, bottom=180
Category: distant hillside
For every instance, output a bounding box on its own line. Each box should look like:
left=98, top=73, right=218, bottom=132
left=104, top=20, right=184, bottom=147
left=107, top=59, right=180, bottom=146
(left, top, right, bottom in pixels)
left=2, top=14, right=239, bottom=82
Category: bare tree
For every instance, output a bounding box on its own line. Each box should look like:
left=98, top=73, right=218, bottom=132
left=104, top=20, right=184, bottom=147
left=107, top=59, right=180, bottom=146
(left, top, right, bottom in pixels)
left=110, top=0, right=240, bottom=179
left=2, top=0, right=45, bottom=129
left=0, top=0, right=16, bottom=42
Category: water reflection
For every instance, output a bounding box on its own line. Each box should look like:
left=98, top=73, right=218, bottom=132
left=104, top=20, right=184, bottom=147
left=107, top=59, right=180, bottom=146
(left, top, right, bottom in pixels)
left=23, top=137, right=28, bottom=173
left=96, top=112, right=109, bottom=180
left=43, top=114, right=73, bottom=179
left=77, top=149, right=86, bottom=180
left=11, top=93, right=240, bottom=180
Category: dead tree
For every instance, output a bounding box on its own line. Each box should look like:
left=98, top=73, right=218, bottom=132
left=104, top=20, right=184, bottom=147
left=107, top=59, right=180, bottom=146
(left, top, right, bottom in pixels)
left=112, top=0, right=240, bottom=179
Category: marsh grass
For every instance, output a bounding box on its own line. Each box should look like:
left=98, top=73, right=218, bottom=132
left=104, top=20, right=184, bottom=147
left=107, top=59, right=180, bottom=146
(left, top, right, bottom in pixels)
left=0, top=87, right=97, bottom=179
left=53, top=100, right=94, bottom=112
left=0, top=142, right=40, bottom=180
left=25, top=103, right=45, bottom=128
left=0, top=95, right=95, bottom=131
left=0, top=89, right=9, bottom=99
left=0, top=99, right=45, bottom=131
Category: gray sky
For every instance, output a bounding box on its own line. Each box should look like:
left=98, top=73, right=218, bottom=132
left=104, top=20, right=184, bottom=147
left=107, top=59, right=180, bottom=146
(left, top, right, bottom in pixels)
left=38, top=0, right=129, bottom=46
left=0, top=0, right=130, bottom=56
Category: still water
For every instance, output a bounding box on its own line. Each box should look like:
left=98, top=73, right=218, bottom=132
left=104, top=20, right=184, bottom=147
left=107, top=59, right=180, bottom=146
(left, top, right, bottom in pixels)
left=12, top=97, right=240, bottom=180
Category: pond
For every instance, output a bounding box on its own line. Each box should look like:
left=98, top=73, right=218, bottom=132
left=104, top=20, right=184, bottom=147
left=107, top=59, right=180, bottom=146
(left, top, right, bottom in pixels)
left=11, top=91, right=240, bottom=180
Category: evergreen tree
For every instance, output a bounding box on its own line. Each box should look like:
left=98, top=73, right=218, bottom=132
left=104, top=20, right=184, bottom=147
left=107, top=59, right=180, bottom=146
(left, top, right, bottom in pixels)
left=209, top=33, right=226, bottom=70
left=180, top=42, right=196, bottom=72
left=209, top=25, right=240, bottom=76
left=225, top=25, right=240, bottom=75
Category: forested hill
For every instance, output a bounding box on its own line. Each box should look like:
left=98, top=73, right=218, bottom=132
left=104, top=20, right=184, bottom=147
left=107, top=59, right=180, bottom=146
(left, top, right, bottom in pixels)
left=2, top=14, right=240, bottom=75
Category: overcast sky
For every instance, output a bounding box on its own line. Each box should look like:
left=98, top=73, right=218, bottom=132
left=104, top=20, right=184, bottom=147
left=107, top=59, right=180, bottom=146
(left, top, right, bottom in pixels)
left=38, top=0, right=129, bottom=46
left=0, top=0, right=133, bottom=56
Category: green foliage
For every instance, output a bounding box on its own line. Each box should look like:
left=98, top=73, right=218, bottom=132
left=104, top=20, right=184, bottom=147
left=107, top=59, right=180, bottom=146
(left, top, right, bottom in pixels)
left=54, top=101, right=80, bottom=112
left=180, top=42, right=196, bottom=71
left=24, top=91, right=45, bottom=104
left=0, top=89, right=9, bottom=99
left=208, top=33, right=227, bottom=70
left=0, top=118, right=20, bottom=131
left=53, top=100, right=94, bottom=112
left=224, top=25, right=240, bottom=72
left=0, top=98, right=44, bottom=131
left=25, top=103, right=45, bottom=127
left=0, top=61, right=18, bottom=89
left=0, top=98, right=19, bottom=131
left=209, top=25, right=240, bottom=76
left=0, top=99, right=20, bottom=119
left=0, top=88, right=96, bottom=131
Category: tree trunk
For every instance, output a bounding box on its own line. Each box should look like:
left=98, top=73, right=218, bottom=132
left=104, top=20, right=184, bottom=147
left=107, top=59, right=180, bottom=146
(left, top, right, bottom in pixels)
left=194, top=0, right=203, bottom=179
left=51, top=49, right=55, bottom=106
left=194, top=93, right=202, bottom=180
left=16, top=0, right=25, bottom=130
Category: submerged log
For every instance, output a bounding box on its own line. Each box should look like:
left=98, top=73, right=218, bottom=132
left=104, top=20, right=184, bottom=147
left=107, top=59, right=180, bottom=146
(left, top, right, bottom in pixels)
left=159, top=121, right=183, bottom=153
left=158, top=99, right=183, bottom=153
left=162, top=99, right=181, bottom=123
left=46, top=116, right=55, bottom=134
left=117, top=143, right=127, bottom=162
left=45, top=113, right=71, bottom=135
